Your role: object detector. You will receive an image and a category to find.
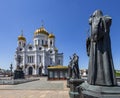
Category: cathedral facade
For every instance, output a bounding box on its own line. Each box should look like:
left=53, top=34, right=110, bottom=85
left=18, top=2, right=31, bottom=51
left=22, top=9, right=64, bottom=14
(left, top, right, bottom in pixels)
left=15, top=26, right=63, bottom=76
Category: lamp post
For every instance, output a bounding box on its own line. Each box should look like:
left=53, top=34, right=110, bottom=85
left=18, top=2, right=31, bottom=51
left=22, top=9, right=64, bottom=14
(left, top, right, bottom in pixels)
left=10, top=63, right=13, bottom=79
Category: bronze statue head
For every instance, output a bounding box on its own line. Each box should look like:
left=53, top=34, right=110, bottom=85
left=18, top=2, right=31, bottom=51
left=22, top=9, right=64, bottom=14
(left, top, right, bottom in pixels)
left=92, top=10, right=103, bottom=17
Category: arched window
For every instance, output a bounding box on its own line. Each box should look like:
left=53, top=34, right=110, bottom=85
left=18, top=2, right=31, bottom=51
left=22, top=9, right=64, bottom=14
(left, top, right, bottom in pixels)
left=39, top=47, right=42, bottom=50
left=23, top=43, right=25, bottom=47
left=27, top=56, right=34, bottom=63
left=19, top=42, right=21, bottom=46
left=50, top=50, right=52, bottom=54
left=19, top=48, right=22, bottom=51
left=39, top=55, right=41, bottom=63
left=45, top=41, right=48, bottom=45
left=50, top=40, right=52, bottom=46
left=42, top=40, right=44, bottom=45
left=38, top=40, right=40, bottom=45
left=29, top=46, right=32, bottom=50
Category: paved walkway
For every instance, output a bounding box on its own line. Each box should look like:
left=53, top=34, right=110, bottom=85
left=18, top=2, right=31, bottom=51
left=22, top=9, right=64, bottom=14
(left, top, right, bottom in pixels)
left=0, top=77, right=69, bottom=98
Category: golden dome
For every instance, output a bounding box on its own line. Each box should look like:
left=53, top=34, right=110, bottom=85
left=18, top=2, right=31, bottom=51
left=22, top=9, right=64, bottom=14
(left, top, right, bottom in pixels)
left=34, top=26, right=49, bottom=36
left=18, top=34, right=26, bottom=41
left=47, top=65, right=68, bottom=69
left=48, top=33, right=55, bottom=38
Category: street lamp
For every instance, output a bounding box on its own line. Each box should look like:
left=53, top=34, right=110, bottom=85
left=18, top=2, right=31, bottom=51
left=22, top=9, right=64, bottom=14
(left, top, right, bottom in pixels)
left=10, top=63, right=13, bottom=79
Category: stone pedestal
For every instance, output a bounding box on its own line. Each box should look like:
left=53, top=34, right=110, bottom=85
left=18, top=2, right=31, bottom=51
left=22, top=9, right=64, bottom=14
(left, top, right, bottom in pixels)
left=14, top=70, right=24, bottom=79
left=79, top=82, right=120, bottom=98
left=69, top=79, right=84, bottom=98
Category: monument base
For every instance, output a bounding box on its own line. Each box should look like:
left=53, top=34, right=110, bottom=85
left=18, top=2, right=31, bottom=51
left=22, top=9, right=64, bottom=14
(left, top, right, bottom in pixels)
left=14, top=70, right=25, bottom=79
left=69, top=79, right=84, bottom=98
left=79, top=82, right=120, bottom=98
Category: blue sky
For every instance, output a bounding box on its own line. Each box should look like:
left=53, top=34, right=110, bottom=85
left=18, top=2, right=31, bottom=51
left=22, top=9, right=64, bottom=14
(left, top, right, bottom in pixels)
left=0, top=0, right=120, bottom=70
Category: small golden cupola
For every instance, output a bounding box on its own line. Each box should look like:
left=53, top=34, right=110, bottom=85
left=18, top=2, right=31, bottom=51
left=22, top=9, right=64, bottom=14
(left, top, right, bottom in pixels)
left=18, top=33, right=26, bottom=42
left=48, top=33, right=55, bottom=48
left=34, top=26, right=49, bottom=36
left=48, top=33, right=55, bottom=38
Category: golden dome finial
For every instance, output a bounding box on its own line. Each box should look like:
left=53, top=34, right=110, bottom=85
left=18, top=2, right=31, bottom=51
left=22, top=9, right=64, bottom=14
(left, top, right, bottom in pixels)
left=21, top=30, right=24, bottom=36
left=18, top=30, right=26, bottom=41
left=41, top=20, right=44, bottom=27
left=34, top=23, right=49, bottom=36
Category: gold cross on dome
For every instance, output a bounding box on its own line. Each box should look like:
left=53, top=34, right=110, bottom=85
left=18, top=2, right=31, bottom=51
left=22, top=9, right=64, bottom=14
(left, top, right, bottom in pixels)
left=41, top=20, right=44, bottom=27
left=21, top=30, right=24, bottom=36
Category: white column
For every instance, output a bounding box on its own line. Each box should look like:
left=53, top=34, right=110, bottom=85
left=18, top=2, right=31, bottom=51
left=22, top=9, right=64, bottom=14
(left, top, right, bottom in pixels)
left=42, top=51, right=45, bottom=74
left=53, top=55, right=55, bottom=65
left=22, top=50, right=26, bottom=73
left=25, top=68, right=28, bottom=75
left=34, top=50, right=38, bottom=75
left=52, top=38, right=55, bottom=47
left=15, top=51, right=18, bottom=68
left=48, top=38, right=50, bottom=48
left=61, top=54, right=63, bottom=65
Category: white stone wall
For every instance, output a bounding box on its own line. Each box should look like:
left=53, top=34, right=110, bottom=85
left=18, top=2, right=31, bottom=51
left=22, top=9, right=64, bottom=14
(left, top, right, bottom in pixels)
left=16, top=32, right=63, bottom=75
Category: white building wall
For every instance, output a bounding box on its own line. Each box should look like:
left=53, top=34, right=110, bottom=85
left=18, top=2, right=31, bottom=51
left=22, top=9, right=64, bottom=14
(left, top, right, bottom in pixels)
left=16, top=28, right=63, bottom=76
left=22, top=50, right=26, bottom=73
left=42, top=51, right=45, bottom=74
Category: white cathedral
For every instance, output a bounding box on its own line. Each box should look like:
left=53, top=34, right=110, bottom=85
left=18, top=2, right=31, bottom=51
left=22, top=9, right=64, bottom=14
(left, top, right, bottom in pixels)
left=15, top=25, right=63, bottom=76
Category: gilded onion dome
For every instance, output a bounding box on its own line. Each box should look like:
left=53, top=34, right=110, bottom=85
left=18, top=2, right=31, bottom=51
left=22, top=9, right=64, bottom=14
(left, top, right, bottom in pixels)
left=34, top=26, right=49, bottom=36
left=48, top=33, right=55, bottom=38
left=18, top=34, right=26, bottom=41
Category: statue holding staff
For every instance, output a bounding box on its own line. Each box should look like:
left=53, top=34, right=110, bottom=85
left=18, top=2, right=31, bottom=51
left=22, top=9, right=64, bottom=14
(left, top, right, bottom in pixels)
left=87, top=10, right=117, bottom=86
left=72, top=53, right=80, bottom=79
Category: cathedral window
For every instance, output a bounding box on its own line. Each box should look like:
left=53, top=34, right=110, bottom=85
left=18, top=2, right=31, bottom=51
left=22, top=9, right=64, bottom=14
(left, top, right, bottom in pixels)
left=30, top=56, right=32, bottom=63
left=23, top=43, right=25, bottom=47
left=45, top=41, right=48, bottom=45
left=38, top=40, right=40, bottom=45
left=50, top=40, right=52, bottom=46
left=29, top=46, right=32, bottom=50
left=39, top=47, right=42, bottom=50
left=42, top=40, right=44, bottom=45
left=19, top=48, right=22, bottom=51
left=27, top=56, right=34, bottom=63
left=33, top=56, right=34, bottom=63
left=39, top=56, right=41, bottom=63
left=32, top=56, right=33, bottom=63
left=19, top=42, right=21, bottom=46
left=50, top=50, right=52, bottom=53
left=50, top=58, right=52, bottom=65
left=27, top=56, right=30, bottom=63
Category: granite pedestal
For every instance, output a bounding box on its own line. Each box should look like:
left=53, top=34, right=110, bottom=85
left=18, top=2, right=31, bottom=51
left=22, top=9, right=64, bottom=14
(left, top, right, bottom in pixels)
left=69, top=79, right=84, bottom=98
left=79, top=82, right=120, bottom=98
left=14, top=70, right=24, bottom=79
